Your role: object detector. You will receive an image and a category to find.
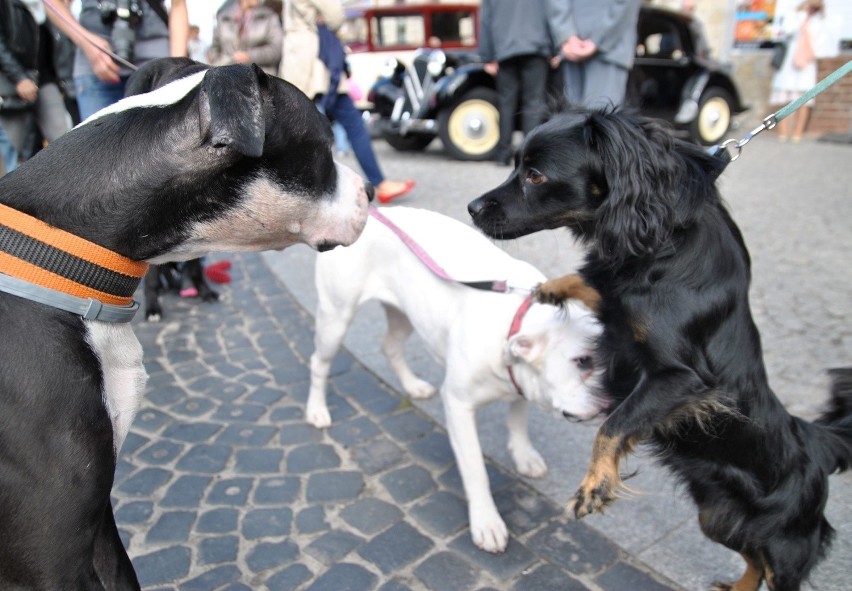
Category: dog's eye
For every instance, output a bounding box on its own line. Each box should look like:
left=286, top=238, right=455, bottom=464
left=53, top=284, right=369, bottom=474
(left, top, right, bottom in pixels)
left=573, top=356, right=594, bottom=371
left=526, top=170, right=547, bottom=185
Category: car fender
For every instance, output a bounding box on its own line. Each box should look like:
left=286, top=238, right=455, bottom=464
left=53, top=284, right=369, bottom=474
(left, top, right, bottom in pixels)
left=433, top=65, right=496, bottom=112
left=674, top=70, right=745, bottom=124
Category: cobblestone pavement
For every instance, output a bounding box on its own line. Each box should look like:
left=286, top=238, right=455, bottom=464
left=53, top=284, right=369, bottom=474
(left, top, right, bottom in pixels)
left=118, top=253, right=680, bottom=590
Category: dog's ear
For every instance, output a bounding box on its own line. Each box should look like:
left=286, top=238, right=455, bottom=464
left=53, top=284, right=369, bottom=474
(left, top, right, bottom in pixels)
left=198, top=64, right=266, bottom=158
left=585, top=112, right=679, bottom=264
left=505, top=333, right=548, bottom=366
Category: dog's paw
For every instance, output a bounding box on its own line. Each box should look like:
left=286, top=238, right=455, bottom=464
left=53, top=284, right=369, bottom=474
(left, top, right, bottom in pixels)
left=567, top=478, right=616, bottom=519
left=403, top=377, right=437, bottom=399
left=533, top=281, right=565, bottom=306
left=470, top=513, right=509, bottom=553
left=145, top=311, right=162, bottom=322
left=511, top=446, right=548, bottom=479
left=305, top=403, right=332, bottom=429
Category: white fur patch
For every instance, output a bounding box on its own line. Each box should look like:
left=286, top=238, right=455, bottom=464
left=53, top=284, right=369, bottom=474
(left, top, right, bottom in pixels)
left=79, top=70, right=208, bottom=126
left=85, top=321, right=148, bottom=454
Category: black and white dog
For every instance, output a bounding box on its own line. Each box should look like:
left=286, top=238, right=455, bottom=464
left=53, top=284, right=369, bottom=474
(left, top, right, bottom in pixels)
left=0, top=58, right=371, bottom=588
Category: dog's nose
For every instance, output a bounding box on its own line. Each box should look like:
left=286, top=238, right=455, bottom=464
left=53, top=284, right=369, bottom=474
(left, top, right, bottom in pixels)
left=467, top=196, right=488, bottom=218
left=316, top=241, right=341, bottom=253
left=364, top=182, right=375, bottom=203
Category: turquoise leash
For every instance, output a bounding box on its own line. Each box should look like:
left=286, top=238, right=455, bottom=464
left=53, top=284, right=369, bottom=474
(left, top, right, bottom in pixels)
left=712, top=59, right=852, bottom=165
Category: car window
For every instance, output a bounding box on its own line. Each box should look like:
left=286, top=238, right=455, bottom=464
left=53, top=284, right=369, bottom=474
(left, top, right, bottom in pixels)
left=371, top=14, right=426, bottom=49
left=429, top=10, right=477, bottom=47
left=636, top=16, right=683, bottom=60
left=339, top=16, right=368, bottom=52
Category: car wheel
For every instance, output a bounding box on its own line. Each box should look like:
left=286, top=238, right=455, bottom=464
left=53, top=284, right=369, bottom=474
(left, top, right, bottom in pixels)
left=690, top=87, right=733, bottom=146
left=382, top=133, right=435, bottom=152
left=438, top=88, right=500, bottom=161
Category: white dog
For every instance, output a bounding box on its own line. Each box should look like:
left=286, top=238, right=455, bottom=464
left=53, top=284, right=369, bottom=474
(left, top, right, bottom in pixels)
left=308, top=207, right=606, bottom=552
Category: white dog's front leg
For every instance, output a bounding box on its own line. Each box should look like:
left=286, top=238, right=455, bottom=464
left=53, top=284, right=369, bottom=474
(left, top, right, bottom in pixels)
left=443, top=391, right=508, bottom=553
left=382, top=304, right=436, bottom=399
left=308, top=305, right=354, bottom=428
left=506, top=398, right=547, bottom=478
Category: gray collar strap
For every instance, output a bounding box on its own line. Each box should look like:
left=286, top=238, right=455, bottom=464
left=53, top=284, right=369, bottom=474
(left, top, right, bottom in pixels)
left=0, top=272, right=140, bottom=322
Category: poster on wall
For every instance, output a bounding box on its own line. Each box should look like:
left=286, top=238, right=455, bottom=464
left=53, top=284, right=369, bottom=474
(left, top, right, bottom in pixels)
left=734, top=0, right=777, bottom=47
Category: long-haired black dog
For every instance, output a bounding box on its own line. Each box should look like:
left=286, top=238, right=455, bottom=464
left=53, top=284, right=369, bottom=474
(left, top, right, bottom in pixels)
left=468, top=109, right=852, bottom=591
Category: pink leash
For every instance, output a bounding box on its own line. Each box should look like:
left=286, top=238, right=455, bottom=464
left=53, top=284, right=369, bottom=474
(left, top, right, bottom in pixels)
left=369, top=206, right=531, bottom=397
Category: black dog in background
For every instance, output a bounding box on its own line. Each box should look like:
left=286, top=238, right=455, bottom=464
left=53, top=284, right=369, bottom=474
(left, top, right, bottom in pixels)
left=469, top=109, right=852, bottom=591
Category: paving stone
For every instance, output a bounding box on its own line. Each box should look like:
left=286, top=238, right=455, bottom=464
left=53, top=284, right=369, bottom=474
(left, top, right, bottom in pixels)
left=381, top=410, right=435, bottom=443
left=198, top=536, right=239, bottom=565
left=350, top=437, right=405, bottom=475
left=239, top=371, right=270, bottom=387
left=216, top=424, right=277, bottom=447
left=407, top=432, right=455, bottom=469
left=179, top=564, right=242, bottom=591
left=410, top=491, right=468, bottom=536
left=147, top=385, right=186, bottom=406
left=207, top=477, right=254, bottom=505
left=357, top=522, right=435, bottom=575
left=378, top=581, right=413, bottom=591
left=317, top=393, right=359, bottom=423
left=438, top=464, right=513, bottom=498
left=137, top=440, right=185, bottom=465
left=118, top=431, right=149, bottom=457
left=242, top=507, right=293, bottom=539
left=526, top=520, right=620, bottom=576
left=270, top=364, right=310, bottom=385
left=208, top=381, right=248, bottom=402
left=161, top=475, right=212, bottom=508
left=113, top=459, right=135, bottom=484
left=253, top=476, right=300, bottom=506
left=269, top=405, right=303, bottom=422
left=328, top=415, right=381, bottom=446
left=145, top=510, right=196, bottom=544
left=380, top=465, right=437, bottom=504
left=494, top=483, right=562, bottom=536
left=171, top=397, right=216, bottom=417
left=234, top=448, right=283, bottom=473
left=196, top=508, right=239, bottom=534
left=213, top=403, right=268, bottom=422
left=510, top=564, right=591, bottom=591
left=305, top=471, right=365, bottom=503
left=448, top=532, right=536, bottom=579
left=266, top=564, right=313, bottom=591
left=340, top=498, right=403, bottom=536
left=286, top=444, right=341, bottom=473
left=414, top=551, right=479, bottom=591
left=305, top=563, right=377, bottom=591
left=114, top=500, right=154, bottom=525
left=595, top=561, right=676, bottom=591
left=161, top=422, right=223, bottom=443
left=174, top=444, right=232, bottom=473
left=134, top=545, right=191, bottom=587
left=295, top=506, right=329, bottom=534
left=246, top=540, right=300, bottom=573
left=246, top=386, right=286, bottom=405
left=133, top=408, right=171, bottom=433
left=116, top=467, right=172, bottom=497
left=278, top=424, right=322, bottom=446
left=305, top=530, right=365, bottom=565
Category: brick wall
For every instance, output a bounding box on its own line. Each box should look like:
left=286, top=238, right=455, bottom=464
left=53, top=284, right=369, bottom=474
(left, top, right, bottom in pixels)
left=810, top=55, right=852, bottom=134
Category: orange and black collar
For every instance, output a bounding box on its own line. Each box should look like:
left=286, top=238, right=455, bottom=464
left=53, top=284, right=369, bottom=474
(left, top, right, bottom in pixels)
left=0, top=202, right=149, bottom=322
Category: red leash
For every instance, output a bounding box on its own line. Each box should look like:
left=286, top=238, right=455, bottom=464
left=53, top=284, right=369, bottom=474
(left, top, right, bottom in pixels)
left=368, top=206, right=532, bottom=396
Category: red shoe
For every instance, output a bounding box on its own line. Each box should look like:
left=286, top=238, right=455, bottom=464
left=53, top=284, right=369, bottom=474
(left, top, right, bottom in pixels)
left=205, top=266, right=231, bottom=284
left=207, top=260, right=231, bottom=272
left=376, top=179, right=415, bottom=204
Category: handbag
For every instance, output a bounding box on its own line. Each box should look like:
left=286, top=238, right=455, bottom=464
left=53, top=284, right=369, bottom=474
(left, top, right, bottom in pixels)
left=770, top=42, right=787, bottom=70
left=792, top=18, right=815, bottom=69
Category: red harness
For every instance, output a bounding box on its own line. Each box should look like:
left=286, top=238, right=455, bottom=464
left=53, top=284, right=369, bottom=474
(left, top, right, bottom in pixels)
left=506, top=293, right=534, bottom=397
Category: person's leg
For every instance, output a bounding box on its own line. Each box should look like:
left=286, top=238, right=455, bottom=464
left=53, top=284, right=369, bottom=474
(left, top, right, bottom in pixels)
left=579, top=59, right=629, bottom=109
left=329, top=93, right=384, bottom=186
left=74, top=75, right=127, bottom=121
left=0, top=110, right=31, bottom=154
left=495, top=58, right=522, bottom=163
left=0, top=122, right=19, bottom=173
left=34, top=83, right=72, bottom=142
left=791, top=105, right=810, bottom=142
left=561, top=61, right=584, bottom=107
left=519, top=56, right=549, bottom=135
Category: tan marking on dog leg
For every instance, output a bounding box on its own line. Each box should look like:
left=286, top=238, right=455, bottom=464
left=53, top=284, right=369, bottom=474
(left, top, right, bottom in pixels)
left=628, top=313, right=649, bottom=342
left=535, top=274, right=601, bottom=314
left=569, top=431, right=636, bottom=518
left=710, top=554, right=764, bottom=591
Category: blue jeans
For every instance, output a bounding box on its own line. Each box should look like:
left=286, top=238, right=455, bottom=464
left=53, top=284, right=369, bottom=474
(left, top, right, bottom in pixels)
left=0, top=123, right=17, bottom=174
left=74, top=75, right=128, bottom=121
left=324, top=94, right=383, bottom=187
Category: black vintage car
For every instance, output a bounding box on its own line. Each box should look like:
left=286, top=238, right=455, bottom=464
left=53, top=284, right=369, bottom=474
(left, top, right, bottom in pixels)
left=367, top=6, right=748, bottom=161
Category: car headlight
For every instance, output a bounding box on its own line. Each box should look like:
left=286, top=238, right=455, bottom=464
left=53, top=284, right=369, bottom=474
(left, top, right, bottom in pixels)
left=380, top=58, right=399, bottom=79
left=427, top=50, right=447, bottom=77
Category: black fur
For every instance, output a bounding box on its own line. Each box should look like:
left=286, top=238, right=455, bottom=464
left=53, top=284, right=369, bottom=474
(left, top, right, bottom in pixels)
left=469, top=109, right=852, bottom=591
